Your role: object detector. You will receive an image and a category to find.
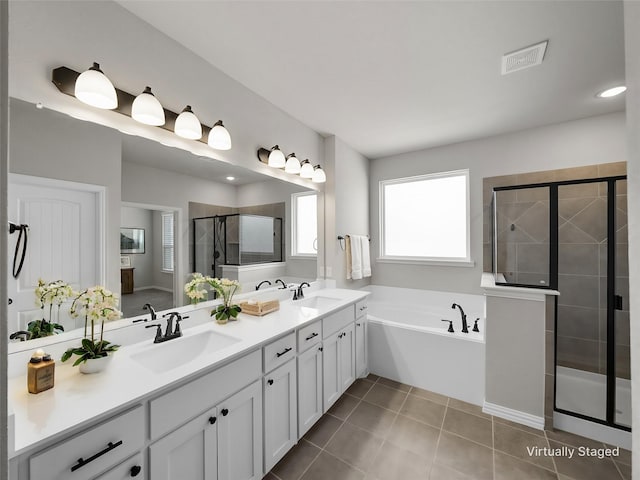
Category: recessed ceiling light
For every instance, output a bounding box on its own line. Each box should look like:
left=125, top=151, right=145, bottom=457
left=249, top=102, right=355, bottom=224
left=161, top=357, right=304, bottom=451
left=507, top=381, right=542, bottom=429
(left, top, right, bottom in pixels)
left=226, top=176, right=235, bottom=181
left=597, top=86, right=627, bottom=98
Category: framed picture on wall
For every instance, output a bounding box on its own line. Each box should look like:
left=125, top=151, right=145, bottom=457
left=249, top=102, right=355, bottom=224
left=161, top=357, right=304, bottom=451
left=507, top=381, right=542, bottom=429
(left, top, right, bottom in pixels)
left=120, top=256, right=131, bottom=267
left=120, top=228, right=145, bottom=254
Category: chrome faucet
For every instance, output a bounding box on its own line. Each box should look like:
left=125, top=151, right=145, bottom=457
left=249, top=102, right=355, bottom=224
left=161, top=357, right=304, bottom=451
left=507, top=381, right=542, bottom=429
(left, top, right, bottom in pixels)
left=274, top=279, right=287, bottom=289
left=292, top=282, right=311, bottom=300
left=451, top=303, right=469, bottom=333
left=256, top=280, right=272, bottom=291
left=145, top=311, right=188, bottom=343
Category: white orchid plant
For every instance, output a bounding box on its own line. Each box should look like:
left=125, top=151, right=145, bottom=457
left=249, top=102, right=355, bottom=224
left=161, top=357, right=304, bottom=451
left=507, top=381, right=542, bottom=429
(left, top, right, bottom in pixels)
left=28, top=279, right=74, bottom=338
left=61, top=286, right=122, bottom=366
left=184, top=273, right=242, bottom=323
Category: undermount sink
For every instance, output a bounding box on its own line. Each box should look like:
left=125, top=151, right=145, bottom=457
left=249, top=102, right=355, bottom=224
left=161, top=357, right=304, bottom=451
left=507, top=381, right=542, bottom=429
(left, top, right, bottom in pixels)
left=130, top=330, right=241, bottom=374
left=294, top=295, right=342, bottom=311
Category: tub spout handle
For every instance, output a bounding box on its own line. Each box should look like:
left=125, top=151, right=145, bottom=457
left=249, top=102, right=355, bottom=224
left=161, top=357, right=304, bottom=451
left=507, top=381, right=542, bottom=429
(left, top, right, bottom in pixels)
left=441, top=319, right=454, bottom=333
left=472, top=318, right=480, bottom=333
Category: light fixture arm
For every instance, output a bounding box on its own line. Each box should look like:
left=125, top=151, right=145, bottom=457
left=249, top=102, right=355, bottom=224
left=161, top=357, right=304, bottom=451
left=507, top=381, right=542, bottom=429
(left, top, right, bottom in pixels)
left=52, top=66, right=216, bottom=145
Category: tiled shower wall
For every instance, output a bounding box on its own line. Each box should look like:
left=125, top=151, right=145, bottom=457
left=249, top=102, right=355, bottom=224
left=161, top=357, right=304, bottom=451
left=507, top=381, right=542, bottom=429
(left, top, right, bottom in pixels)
left=482, top=162, right=628, bottom=425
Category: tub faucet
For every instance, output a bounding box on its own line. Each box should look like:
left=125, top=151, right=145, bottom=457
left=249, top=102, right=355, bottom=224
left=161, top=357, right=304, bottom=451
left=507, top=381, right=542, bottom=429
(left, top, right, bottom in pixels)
left=451, top=303, right=469, bottom=333
left=275, top=279, right=287, bottom=289
left=256, top=280, right=272, bottom=291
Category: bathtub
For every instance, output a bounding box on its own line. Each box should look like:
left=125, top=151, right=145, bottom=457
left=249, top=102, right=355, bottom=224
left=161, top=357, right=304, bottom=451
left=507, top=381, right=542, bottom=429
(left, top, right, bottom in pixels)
left=364, top=285, right=486, bottom=406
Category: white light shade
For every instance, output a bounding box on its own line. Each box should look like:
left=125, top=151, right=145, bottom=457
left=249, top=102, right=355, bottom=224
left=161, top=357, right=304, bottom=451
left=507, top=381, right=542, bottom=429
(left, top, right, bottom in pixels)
left=268, top=146, right=286, bottom=168
left=208, top=120, right=232, bottom=150
left=74, top=62, right=117, bottom=109
left=300, top=160, right=314, bottom=179
left=312, top=165, right=326, bottom=183
left=174, top=105, right=202, bottom=139
left=284, top=153, right=301, bottom=174
left=131, top=86, right=165, bottom=126
left=597, top=85, right=627, bottom=98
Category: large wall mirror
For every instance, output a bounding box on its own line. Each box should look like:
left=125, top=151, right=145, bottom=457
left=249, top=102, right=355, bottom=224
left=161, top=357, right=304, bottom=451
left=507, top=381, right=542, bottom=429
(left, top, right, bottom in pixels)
left=7, top=98, right=320, bottom=348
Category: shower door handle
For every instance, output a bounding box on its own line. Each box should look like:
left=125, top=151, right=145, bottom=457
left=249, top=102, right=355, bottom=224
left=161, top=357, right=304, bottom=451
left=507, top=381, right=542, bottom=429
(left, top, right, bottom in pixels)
left=614, top=295, right=623, bottom=310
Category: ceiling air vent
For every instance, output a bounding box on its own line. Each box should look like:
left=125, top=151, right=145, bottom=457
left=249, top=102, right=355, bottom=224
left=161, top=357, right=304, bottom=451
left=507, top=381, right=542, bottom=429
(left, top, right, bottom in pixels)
left=501, top=40, right=548, bottom=75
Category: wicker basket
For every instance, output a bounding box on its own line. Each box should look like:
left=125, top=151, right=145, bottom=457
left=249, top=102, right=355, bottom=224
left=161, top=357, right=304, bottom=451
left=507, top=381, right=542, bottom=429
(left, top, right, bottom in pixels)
left=239, top=299, right=280, bottom=316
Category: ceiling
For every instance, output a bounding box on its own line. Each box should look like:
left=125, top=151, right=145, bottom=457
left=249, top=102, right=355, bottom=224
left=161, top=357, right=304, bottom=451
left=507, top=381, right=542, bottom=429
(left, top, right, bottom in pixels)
left=118, top=0, right=626, bottom=160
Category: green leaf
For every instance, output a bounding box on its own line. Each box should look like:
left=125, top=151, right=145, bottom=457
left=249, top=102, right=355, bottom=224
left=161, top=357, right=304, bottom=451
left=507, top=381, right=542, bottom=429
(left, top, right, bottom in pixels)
left=61, top=349, right=73, bottom=362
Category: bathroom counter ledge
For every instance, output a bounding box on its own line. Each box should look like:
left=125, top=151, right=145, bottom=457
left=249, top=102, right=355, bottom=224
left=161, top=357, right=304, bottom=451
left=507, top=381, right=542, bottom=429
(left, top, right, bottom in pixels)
left=7, top=288, right=369, bottom=457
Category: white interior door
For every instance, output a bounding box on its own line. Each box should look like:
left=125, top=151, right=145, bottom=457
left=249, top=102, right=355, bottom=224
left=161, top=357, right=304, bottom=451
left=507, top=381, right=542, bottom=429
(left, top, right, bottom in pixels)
left=8, top=175, right=103, bottom=335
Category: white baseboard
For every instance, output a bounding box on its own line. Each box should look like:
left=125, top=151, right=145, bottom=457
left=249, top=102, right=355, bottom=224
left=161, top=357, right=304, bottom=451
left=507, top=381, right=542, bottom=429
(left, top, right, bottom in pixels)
left=133, top=286, right=173, bottom=293
left=483, top=401, right=545, bottom=431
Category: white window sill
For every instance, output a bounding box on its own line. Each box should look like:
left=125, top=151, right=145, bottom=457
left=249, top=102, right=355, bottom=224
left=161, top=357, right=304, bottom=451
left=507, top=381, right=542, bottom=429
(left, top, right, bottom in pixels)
left=377, top=256, right=475, bottom=268
left=290, top=255, right=317, bottom=260
left=161, top=269, right=174, bottom=274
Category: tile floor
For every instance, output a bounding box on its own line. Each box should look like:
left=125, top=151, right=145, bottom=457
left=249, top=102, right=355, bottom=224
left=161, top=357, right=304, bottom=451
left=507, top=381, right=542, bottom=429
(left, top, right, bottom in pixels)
left=266, top=375, right=631, bottom=480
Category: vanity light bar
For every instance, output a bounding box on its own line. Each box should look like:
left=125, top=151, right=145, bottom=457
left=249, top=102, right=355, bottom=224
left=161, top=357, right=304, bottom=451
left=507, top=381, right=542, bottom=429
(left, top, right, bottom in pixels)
left=257, top=147, right=325, bottom=183
left=51, top=66, right=230, bottom=149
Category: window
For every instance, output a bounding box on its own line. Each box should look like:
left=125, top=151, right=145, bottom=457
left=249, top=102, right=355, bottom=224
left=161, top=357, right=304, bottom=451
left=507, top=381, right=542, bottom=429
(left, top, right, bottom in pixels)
left=161, top=212, right=174, bottom=272
left=379, top=170, right=470, bottom=263
left=291, top=192, right=317, bottom=257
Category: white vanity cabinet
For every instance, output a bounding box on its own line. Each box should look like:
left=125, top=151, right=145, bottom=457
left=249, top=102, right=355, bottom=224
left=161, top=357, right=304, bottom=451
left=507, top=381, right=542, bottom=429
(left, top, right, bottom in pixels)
left=322, top=322, right=355, bottom=411
left=94, top=453, right=145, bottom=480
left=150, top=379, right=262, bottom=480
left=297, top=345, right=323, bottom=437
left=263, top=359, right=297, bottom=472
left=355, top=299, right=368, bottom=378
left=297, top=320, right=323, bottom=438
left=28, top=406, right=145, bottom=480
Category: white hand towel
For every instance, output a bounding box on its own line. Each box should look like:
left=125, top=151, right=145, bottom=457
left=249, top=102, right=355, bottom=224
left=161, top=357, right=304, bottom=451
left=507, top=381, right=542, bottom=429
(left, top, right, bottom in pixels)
left=345, top=235, right=353, bottom=280
left=350, top=235, right=363, bottom=280
left=359, top=235, right=371, bottom=278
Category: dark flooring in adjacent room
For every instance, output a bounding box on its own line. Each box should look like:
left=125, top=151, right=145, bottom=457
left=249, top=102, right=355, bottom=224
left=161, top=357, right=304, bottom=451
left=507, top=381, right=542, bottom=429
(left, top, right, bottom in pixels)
left=266, top=375, right=631, bottom=480
left=120, top=288, right=174, bottom=318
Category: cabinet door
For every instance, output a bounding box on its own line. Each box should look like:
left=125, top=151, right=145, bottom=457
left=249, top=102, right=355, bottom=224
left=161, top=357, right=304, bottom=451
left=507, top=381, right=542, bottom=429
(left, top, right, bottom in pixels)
left=339, top=323, right=356, bottom=393
left=217, top=380, right=262, bottom=480
left=355, top=319, right=367, bottom=378
left=264, top=359, right=297, bottom=472
left=297, top=345, right=323, bottom=438
left=322, top=331, right=341, bottom=412
left=149, top=408, right=218, bottom=480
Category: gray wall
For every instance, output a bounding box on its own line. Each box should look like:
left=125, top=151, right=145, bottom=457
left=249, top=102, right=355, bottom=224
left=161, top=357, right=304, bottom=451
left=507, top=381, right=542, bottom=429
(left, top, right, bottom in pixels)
left=121, top=206, right=154, bottom=289
left=623, top=1, right=640, bottom=473
left=152, top=211, right=174, bottom=291
left=325, top=135, right=371, bottom=289
left=9, top=99, right=122, bottom=295
left=370, top=112, right=626, bottom=295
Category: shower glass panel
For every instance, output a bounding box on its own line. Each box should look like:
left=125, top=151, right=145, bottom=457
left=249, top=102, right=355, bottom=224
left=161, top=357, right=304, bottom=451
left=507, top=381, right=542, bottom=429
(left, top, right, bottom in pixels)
left=493, top=186, right=550, bottom=287
left=194, top=217, right=215, bottom=277
left=615, top=179, right=631, bottom=428
left=555, top=181, right=608, bottom=422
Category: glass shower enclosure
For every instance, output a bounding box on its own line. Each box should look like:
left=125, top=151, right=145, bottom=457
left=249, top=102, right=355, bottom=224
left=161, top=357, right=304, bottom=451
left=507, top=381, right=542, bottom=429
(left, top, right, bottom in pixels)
left=491, top=175, right=630, bottom=431
left=193, top=214, right=283, bottom=278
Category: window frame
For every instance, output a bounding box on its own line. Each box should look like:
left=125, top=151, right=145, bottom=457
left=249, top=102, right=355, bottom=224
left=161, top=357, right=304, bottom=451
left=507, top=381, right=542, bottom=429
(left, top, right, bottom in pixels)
left=378, top=169, right=473, bottom=266
left=161, top=212, right=175, bottom=273
left=291, top=191, right=318, bottom=258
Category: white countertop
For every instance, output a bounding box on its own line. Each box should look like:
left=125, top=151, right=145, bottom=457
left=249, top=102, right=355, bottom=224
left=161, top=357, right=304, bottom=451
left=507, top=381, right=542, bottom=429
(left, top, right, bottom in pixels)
left=8, top=288, right=369, bottom=457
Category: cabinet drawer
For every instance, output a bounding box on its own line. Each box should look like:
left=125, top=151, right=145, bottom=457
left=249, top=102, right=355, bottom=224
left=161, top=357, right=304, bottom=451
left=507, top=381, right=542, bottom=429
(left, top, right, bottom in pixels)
left=30, top=405, right=144, bottom=480
left=150, top=349, right=261, bottom=440
left=94, top=453, right=145, bottom=480
left=323, top=305, right=355, bottom=338
left=297, top=320, right=322, bottom=352
left=264, top=332, right=296, bottom=373
left=355, top=300, right=368, bottom=319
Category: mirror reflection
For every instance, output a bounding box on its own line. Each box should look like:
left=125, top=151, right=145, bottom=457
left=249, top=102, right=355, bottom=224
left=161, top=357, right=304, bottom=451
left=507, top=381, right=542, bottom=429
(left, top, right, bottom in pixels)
left=7, top=98, right=319, bottom=345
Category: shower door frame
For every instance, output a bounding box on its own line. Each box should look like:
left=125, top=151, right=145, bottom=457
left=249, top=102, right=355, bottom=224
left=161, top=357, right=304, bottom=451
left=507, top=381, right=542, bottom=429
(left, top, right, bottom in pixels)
left=492, top=174, right=629, bottom=432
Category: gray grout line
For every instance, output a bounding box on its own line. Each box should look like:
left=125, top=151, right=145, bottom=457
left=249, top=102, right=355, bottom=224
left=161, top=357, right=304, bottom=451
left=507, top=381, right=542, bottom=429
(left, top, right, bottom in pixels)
left=543, top=430, right=560, bottom=475
left=492, top=416, right=496, bottom=480
left=429, top=394, right=450, bottom=478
